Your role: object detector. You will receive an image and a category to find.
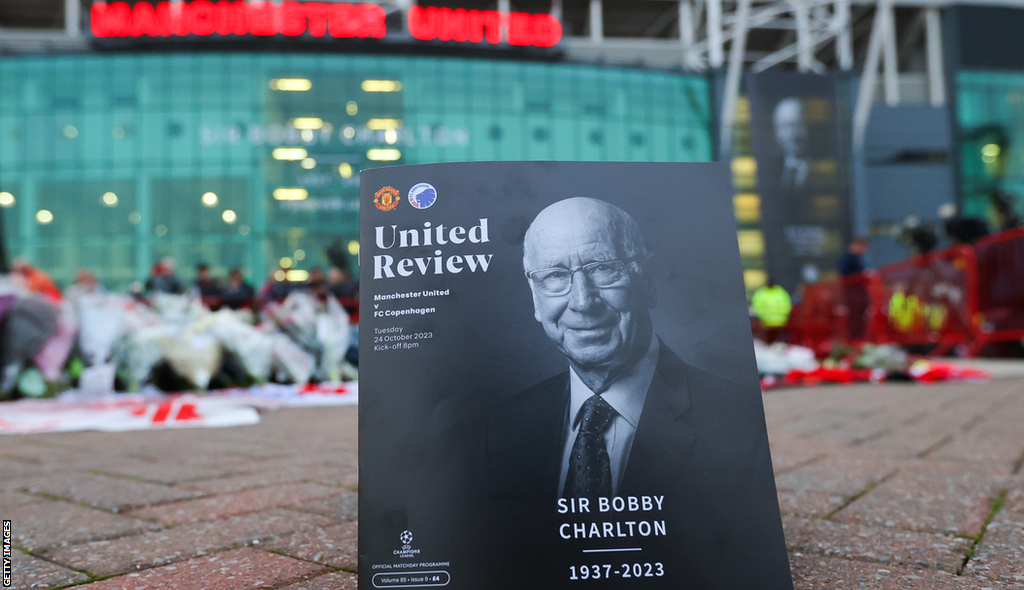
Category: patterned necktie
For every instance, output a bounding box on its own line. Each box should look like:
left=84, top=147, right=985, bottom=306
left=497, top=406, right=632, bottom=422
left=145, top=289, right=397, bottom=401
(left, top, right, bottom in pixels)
left=564, top=395, right=617, bottom=498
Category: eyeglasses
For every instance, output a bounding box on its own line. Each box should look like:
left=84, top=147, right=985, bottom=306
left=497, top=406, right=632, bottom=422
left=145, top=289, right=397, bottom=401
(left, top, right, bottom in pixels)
left=526, top=259, right=635, bottom=296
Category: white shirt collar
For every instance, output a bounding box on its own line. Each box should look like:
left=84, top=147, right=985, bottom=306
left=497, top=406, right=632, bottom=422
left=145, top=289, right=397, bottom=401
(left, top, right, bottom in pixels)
left=568, top=334, right=659, bottom=430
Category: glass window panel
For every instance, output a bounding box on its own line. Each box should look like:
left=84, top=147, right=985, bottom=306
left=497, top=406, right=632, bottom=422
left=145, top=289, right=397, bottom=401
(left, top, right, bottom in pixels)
left=0, top=53, right=712, bottom=289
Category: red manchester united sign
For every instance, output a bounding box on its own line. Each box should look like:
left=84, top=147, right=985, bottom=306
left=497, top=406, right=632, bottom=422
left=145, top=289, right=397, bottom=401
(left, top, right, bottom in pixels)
left=89, top=1, right=562, bottom=48
left=91, top=1, right=387, bottom=39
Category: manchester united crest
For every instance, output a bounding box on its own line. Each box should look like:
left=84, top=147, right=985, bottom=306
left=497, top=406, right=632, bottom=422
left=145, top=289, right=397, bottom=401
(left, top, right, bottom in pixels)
left=374, top=186, right=401, bottom=211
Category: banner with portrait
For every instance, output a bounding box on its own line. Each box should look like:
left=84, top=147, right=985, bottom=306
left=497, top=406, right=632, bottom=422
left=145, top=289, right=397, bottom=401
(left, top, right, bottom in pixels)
left=747, top=72, right=852, bottom=292
left=358, top=162, right=793, bottom=590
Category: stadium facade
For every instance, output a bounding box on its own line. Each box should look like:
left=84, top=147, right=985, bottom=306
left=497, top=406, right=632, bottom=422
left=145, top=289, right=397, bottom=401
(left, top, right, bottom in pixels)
left=0, top=0, right=1022, bottom=292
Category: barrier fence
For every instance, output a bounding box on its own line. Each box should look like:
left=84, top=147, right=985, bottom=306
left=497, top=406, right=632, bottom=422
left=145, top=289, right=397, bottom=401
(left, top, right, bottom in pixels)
left=786, top=227, right=1024, bottom=357
left=971, top=227, right=1024, bottom=355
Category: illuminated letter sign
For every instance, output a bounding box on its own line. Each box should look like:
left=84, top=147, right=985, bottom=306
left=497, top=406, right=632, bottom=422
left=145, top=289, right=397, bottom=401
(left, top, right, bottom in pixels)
left=407, top=6, right=561, bottom=47
left=90, top=1, right=386, bottom=39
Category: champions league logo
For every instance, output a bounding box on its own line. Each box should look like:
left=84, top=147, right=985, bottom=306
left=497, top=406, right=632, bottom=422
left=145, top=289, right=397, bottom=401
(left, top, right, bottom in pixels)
left=408, top=183, right=437, bottom=209
left=394, top=530, right=421, bottom=558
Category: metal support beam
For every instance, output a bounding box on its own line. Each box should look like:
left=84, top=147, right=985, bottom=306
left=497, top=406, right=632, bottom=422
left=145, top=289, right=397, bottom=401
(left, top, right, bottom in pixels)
left=65, top=0, right=80, bottom=37
left=897, top=10, right=926, bottom=69
left=680, top=0, right=695, bottom=65
left=679, top=1, right=694, bottom=45
left=707, top=0, right=724, bottom=68
left=836, top=0, right=853, bottom=70
left=881, top=0, right=900, bottom=105
left=752, top=27, right=840, bottom=72
left=689, top=0, right=834, bottom=71
left=551, top=0, right=563, bottom=21
left=854, top=3, right=888, bottom=148
left=925, top=6, right=946, bottom=106
left=394, top=0, right=414, bottom=31
left=795, top=0, right=813, bottom=72
left=559, top=0, right=945, bottom=79
left=645, top=4, right=681, bottom=37
left=720, top=0, right=752, bottom=155
left=589, top=0, right=603, bottom=43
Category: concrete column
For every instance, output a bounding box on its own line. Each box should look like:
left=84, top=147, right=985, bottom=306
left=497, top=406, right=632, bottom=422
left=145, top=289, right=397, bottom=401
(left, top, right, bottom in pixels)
left=589, top=0, right=603, bottom=43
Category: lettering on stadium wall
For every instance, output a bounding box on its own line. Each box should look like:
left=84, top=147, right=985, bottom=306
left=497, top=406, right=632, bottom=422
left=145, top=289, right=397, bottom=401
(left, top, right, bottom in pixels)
left=90, top=1, right=562, bottom=48
left=91, top=1, right=387, bottom=39
left=198, top=123, right=471, bottom=149
left=407, top=6, right=561, bottom=47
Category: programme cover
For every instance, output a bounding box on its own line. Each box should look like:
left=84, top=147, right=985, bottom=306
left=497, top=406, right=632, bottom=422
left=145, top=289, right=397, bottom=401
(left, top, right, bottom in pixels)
left=358, top=162, right=792, bottom=590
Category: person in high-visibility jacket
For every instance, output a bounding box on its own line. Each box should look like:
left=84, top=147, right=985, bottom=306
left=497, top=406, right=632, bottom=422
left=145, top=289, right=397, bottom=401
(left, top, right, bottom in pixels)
left=751, top=280, right=792, bottom=344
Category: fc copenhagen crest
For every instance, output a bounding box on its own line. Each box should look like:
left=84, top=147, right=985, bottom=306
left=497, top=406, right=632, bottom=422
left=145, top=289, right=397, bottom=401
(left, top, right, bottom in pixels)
left=374, top=186, right=401, bottom=211
left=408, top=182, right=437, bottom=209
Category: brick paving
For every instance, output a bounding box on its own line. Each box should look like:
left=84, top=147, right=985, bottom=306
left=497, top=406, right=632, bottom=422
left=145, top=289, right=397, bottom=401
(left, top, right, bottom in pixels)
left=126, top=482, right=342, bottom=526
left=2, top=376, right=1024, bottom=589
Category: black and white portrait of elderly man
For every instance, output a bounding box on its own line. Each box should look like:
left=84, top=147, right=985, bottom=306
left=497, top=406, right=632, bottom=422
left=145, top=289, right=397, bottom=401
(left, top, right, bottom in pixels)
left=774, top=97, right=810, bottom=189
left=482, top=196, right=792, bottom=590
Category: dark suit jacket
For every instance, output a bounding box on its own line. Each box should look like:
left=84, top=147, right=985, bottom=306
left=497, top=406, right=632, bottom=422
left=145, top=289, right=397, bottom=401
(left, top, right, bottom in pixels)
left=476, top=343, right=793, bottom=590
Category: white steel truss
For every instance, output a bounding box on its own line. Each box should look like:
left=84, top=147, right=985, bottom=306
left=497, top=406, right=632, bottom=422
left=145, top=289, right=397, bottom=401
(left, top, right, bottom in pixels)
left=665, top=0, right=952, bottom=153
left=653, top=0, right=1020, bottom=153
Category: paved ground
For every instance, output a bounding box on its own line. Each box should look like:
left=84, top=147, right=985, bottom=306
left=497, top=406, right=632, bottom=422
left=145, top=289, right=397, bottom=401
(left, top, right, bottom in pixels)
left=3, top=376, right=1024, bottom=589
